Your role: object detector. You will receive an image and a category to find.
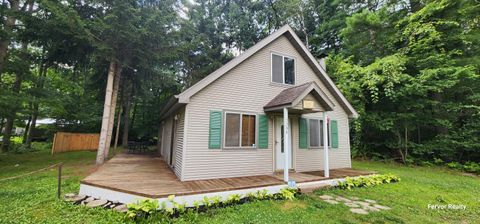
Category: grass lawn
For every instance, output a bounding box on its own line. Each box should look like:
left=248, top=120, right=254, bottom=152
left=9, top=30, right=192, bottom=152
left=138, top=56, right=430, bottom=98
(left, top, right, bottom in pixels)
left=0, top=148, right=478, bottom=224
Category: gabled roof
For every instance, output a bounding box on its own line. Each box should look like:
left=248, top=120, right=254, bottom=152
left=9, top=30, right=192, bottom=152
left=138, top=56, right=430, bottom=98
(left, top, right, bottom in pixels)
left=161, top=25, right=358, bottom=119
left=264, top=82, right=334, bottom=111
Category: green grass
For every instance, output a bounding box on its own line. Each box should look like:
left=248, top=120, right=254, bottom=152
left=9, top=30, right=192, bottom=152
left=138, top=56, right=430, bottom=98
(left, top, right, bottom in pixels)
left=0, top=147, right=478, bottom=224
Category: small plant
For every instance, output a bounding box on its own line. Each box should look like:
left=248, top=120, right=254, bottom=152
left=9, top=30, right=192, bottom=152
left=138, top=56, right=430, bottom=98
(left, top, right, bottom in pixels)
left=225, top=194, right=242, bottom=205
left=254, top=189, right=271, bottom=200
left=126, top=199, right=159, bottom=220
left=421, top=161, right=433, bottom=167
left=246, top=192, right=256, bottom=200
left=433, top=158, right=444, bottom=165
left=202, top=196, right=212, bottom=208
left=193, top=200, right=201, bottom=211
left=446, top=162, right=462, bottom=169
left=166, top=195, right=187, bottom=215
left=337, top=174, right=400, bottom=190
left=210, top=195, right=222, bottom=207
left=463, top=162, right=480, bottom=174
left=279, top=188, right=296, bottom=200
left=174, top=202, right=186, bottom=214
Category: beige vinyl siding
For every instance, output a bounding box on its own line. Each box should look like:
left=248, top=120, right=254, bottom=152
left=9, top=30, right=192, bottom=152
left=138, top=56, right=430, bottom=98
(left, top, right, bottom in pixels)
left=174, top=108, right=185, bottom=178
left=292, top=93, right=325, bottom=111
left=161, top=117, right=172, bottom=161
left=182, top=35, right=351, bottom=181
left=160, top=107, right=185, bottom=180
left=294, top=110, right=352, bottom=172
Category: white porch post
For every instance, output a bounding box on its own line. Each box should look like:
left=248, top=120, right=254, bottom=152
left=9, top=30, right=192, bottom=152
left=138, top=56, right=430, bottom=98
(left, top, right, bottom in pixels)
left=283, top=107, right=290, bottom=182
left=323, top=112, right=330, bottom=178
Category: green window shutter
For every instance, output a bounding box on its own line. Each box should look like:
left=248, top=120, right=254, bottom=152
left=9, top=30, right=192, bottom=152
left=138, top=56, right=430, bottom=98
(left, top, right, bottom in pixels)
left=331, top=120, right=338, bottom=148
left=258, top=115, right=269, bottom=149
left=209, top=111, right=222, bottom=149
left=299, top=118, right=308, bottom=149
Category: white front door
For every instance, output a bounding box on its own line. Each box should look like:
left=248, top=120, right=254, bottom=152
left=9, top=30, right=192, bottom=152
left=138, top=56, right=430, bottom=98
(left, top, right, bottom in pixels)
left=275, top=117, right=292, bottom=170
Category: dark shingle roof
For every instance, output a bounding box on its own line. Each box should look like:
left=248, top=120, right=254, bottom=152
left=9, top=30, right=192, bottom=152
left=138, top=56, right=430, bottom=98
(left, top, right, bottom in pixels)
left=264, top=82, right=315, bottom=109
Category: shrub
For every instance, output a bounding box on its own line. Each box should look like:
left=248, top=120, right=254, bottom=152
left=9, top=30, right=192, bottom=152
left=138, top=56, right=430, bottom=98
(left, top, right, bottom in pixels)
left=278, top=188, right=296, bottom=200
left=337, top=174, right=400, bottom=190
left=225, top=194, right=242, bottom=205
left=253, top=189, right=271, bottom=200
left=192, top=200, right=201, bottom=211
left=11, top=136, right=23, bottom=144
left=167, top=195, right=186, bottom=214
left=420, top=161, right=433, bottom=167
left=446, top=162, right=462, bottom=169
left=123, top=188, right=299, bottom=220
left=463, top=162, right=480, bottom=174
left=210, top=196, right=222, bottom=207
left=31, top=142, right=52, bottom=151
left=126, top=199, right=159, bottom=220
left=433, top=158, right=444, bottom=165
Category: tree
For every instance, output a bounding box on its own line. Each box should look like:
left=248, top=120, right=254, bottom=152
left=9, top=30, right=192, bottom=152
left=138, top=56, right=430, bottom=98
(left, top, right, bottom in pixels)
left=329, top=0, right=480, bottom=163
left=1, top=0, right=34, bottom=152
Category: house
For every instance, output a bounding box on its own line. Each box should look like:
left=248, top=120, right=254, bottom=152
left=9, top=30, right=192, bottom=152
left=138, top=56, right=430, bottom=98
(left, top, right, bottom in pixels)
left=158, top=25, right=358, bottom=183
left=79, top=25, right=363, bottom=205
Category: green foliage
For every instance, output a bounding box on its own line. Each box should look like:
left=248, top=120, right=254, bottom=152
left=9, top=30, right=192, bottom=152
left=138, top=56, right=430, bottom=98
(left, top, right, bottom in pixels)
left=253, top=189, right=271, bottom=200
left=433, top=158, right=444, bottom=165
left=210, top=195, right=222, bottom=207
left=125, top=199, right=159, bottom=220
left=337, top=174, right=401, bottom=190
left=329, top=0, right=480, bottom=164
left=122, top=188, right=299, bottom=220
left=192, top=200, right=201, bottom=211
left=1, top=151, right=479, bottom=223
left=1, top=0, right=477, bottom=164
left=201, top=196, right=213, bottom=208
left=279, top=188, right=297, bottom=200
left=446, top=162, right=462, bottom=169
left=225, top=194, right=242, bottom=205
left=462, top=162, right=480, bottom=174
left=444, top=161, right=480, bottom=174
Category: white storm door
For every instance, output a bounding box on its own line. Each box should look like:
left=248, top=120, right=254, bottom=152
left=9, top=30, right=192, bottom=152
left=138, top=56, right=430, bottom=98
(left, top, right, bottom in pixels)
left=275, top=117, right=292, bottom=170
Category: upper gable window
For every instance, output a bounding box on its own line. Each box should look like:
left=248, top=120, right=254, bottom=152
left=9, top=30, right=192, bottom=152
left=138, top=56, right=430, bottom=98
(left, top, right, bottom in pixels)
left=272, top=53, right=295, bottom=85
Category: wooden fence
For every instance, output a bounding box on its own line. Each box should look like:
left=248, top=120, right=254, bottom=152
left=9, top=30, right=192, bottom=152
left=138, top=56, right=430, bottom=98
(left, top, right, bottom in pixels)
left=51, top=132, right=99, bottom=154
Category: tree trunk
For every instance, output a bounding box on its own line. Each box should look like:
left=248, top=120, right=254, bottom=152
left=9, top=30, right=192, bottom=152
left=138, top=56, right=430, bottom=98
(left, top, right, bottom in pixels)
left=96, top=61, right=116, bottom=165
left=0, top=0, right=20, bottom=81
left=130, top=101, right=138, bottom=134
left=113, top=106, right=122, bottom=154
left=25, top=102, right=39, bottom=147
left=0, top=27, right=31, bottom=151
left=1, top=74, right=22, bottom=152
left=404, top=125, right=408, bottom=160
left=26, top=59, right=47, bottom=148
left=395, top=130, right=406, bottom=165
left=23, top=114, right=31, bottom=143
left=121, top=83, right=132, bottom=147
left=0, top=118, right=5, bottom=134
left=104, top=64, right=122, bottom=159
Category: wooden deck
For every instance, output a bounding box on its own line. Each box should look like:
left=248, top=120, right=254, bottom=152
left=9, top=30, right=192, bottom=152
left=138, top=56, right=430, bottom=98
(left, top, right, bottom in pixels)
left=81, top=154, right=374, bottom=198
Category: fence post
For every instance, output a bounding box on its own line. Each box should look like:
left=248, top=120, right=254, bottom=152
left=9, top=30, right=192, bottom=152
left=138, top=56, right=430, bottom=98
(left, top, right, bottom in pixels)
left=57, top=163, right=62, bottom=199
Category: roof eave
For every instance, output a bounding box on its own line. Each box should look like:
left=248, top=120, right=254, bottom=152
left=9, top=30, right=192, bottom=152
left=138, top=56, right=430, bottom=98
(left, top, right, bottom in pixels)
left=159, top=95, right=184, bottom=120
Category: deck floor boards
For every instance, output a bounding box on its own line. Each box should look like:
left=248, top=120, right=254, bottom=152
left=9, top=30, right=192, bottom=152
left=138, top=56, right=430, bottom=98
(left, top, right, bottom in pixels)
left=81, top=154, right=374, bottom=198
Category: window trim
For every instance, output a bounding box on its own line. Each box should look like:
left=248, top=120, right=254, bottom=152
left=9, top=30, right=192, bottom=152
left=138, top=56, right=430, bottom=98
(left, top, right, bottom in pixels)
left=307, top=118, right=331, bottom=149
left=270, top=52, right=296, bottom=86
left=223, top=111, right=258, bottom=149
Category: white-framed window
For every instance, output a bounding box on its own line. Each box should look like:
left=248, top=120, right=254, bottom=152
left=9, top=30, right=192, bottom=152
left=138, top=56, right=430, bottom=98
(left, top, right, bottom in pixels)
left=224, top=112, right=257, bottom=148
left=308, top=119, right=330, bottom=148
left=271, top=53, right=295, bottom=85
